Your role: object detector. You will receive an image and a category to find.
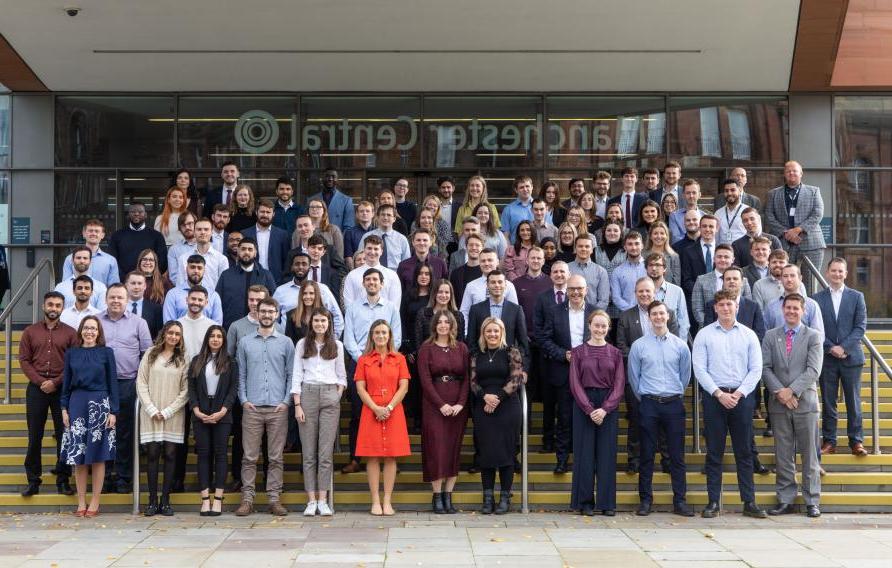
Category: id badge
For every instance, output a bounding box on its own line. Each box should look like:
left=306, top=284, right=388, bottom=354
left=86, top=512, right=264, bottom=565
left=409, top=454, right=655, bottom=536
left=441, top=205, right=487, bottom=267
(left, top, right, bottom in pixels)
left=789, top=207, right=796, bottom=217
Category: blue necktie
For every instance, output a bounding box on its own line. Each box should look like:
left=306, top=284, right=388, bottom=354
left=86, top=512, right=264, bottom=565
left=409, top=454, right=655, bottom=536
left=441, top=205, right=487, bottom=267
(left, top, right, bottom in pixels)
left=704, top=244, right=713, bottom=272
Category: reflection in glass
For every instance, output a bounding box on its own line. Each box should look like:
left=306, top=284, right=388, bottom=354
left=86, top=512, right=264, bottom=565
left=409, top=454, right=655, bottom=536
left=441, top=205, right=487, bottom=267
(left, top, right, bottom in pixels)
left=0, top=96, right=8, bottom=168
left=54, top=173, right=116, bottom=247
left=834, top=96, right=892, bottom=167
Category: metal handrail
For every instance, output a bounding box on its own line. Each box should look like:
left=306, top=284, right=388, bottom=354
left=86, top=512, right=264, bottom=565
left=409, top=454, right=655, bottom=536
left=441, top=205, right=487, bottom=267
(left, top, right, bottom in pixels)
left=1, top=259, right=55, bottom=403
left=132, top=398, right=141, bottom=515
left=801, top=255, right=889, bottom=455
left=519, top=383, right=529, bottom=514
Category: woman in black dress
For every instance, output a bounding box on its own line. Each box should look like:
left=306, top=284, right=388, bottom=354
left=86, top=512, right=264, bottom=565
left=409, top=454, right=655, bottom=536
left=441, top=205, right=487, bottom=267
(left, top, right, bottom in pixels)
left=400, top=263, right=432, bottom=432
left=471, top=317, right=525, bottom=515
left=225, top=185, right=257, bottom=233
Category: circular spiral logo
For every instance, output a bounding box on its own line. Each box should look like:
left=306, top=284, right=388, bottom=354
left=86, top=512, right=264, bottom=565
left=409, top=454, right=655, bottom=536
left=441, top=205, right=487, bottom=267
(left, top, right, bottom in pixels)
left=234, top=110, right=279, bottom=154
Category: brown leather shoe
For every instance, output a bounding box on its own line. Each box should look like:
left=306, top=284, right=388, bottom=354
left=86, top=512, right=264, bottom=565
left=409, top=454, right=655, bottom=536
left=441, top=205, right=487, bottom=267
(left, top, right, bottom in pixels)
left=268, top=501, right=289, bottom=516
left=341, top=460, right=364, bottom=474
left=820, top=441, right=835, bottom=455
left=234, top=500, right=254, bottom=516
left=851, top=442, right=868, bottom=457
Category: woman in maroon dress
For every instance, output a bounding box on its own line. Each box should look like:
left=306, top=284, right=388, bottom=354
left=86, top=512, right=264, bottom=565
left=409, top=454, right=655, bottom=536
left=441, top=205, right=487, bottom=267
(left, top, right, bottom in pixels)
left=417, top=311, right=469, bottom=514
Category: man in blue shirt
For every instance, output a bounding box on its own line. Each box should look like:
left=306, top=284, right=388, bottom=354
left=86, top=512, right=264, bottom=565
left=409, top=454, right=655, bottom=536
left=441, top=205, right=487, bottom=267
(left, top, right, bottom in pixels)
left=693, top=290, right=767, bottom=520
left=162, top=255, right=223, bottom=324
left=501, top=175, right=534, bottom=244
left=610, top=232, right=647, bottom=312
left=763, top=264, right=825, bottom=338
left=61, top=219, right=120, bottom=287
left=309, top=168, right=355, bottom=231
left=628, top=300, right=693, bottom=517
left=358, top=205, right=411, bottom=270
left=55, top=246, right=107, bottom=310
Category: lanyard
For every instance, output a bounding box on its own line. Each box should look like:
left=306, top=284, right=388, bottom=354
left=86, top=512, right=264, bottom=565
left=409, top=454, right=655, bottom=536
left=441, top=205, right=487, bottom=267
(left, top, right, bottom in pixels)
left=724, top=202, right=744, bottom=229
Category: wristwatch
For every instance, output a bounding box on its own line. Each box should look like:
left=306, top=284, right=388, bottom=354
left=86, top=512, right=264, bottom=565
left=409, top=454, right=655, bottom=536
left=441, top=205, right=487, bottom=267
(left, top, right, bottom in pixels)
left=386, top=403, right=394, bottom=411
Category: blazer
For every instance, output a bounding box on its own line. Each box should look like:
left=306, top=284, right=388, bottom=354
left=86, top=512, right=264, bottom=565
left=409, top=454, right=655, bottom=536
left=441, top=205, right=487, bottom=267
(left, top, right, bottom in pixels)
left=761, top=325, right=823, bottom=414
left=532, top=287, right=563, bottom=345
left=813, top=287, right=867, bottom=366
left=187, top=357, right=239, bottom=422
left=743, top=264, right=768, bottom=289
left=241, top=225, right=292, bottom=284
left=715, top=191, right=762, bottom=212
left=615, top=305, right=679, bottom=360
left=141, top=300, right=164, bottom=340
left=537, top=301, right=595, bottom=387
left=703, top=296, right=766, bottom=342
left=679, top=238, right=712, bottom=297
left=731, top=232, right=782, bottom=268
left=202, top=185, right=226, bottom=220
left=309, top=189, right=355, bottom=231
left=764, top=184, right=826, bottom=251
left=607, top=192, right=647, bottom=229
left=284, top=244, right=348, bottom=289
left=466, top=300, right=529, bottom=367
left=649, top=186, right=688, bottom=210
left=691, top=272, right=753, bottom=326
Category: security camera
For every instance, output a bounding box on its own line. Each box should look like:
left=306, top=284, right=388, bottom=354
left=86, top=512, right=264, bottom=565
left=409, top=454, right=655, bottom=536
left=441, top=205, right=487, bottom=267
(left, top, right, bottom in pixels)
left=64, top=7, right=81, bottom=17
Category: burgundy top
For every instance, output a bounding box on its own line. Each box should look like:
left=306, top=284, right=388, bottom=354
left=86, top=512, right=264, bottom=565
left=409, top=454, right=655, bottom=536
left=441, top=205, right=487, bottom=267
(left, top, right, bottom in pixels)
left=514, top=273, right=552, bottom=337
left=18, top=320, right=78, bottom=387
left=568, top=342, right=625, bottom=415
left=416, top=341, right=470, bottom=408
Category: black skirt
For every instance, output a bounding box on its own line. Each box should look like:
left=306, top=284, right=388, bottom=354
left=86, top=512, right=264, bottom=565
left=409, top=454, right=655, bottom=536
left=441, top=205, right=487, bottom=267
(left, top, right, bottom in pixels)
left=472, top=394, right=521, bottom=468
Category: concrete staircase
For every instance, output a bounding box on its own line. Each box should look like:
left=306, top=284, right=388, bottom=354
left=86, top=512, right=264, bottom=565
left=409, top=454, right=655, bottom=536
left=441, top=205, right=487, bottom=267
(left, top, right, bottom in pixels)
left=1, top=331, right=891, bottom=513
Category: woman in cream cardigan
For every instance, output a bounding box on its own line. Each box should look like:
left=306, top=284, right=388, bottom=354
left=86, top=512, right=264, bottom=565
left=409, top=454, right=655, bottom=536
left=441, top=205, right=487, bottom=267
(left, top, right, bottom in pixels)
left=136, top=321, right=189, bottom=517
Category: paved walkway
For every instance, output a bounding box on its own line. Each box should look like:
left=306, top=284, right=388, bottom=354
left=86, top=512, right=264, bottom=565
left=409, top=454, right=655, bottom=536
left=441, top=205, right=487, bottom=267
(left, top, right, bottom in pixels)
left=0, top=511, right=890, bottom=567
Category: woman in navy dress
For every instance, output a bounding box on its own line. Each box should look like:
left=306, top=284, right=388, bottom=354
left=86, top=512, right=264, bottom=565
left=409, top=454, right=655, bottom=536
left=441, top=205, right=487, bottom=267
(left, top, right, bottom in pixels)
left=60, top=316, right=119, bottom=518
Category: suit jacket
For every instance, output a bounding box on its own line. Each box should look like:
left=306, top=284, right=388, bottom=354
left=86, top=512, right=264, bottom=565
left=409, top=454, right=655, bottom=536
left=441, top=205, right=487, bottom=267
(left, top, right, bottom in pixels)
left=532, top=287, right=563, bottom=346
left=187, top=357, right=239, bottom=421
left=241, top=225, right=291, bottom=284
left=649, top=186, right=687, bottom=210
left=731, top=232, right=782, bottom=268
left=764, top=184, right=826, bottom=251
left=703, top=296, right=766, bottom=342
left=615, top=305, right=679, bottom=360
left=466, top=300, right=529, bottom=367
left=743, top=264, right=768, bottom=289
left=679, top=238, right=712, bottom=297
left=215, top=264, right=277, bottom=329
left=202, top=185, right=227, bottom=220
left=537, top=302, right=595, bottom=386
left=284, top=244, right=348, bottom=290
left=607, top=192, right=647, bottom=229
left=140, top=300, right=164, bottom=340
left=691, top=272, right=753, bottom=326
left=309, top=189, right=355, bottom=231
left=715, top=191, right=762, bottom=212
left=813, top=287, right=866, bottom=366
left=761, top=325, right=823, bottom=414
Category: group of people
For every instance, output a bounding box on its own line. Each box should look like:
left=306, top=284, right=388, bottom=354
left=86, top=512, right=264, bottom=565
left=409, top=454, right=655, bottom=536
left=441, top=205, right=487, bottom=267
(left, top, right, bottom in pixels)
left=19, top=158, right=867, bottom=519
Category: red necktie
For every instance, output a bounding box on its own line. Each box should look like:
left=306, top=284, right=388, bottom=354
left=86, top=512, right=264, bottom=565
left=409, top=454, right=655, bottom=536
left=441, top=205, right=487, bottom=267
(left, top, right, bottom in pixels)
left=785, top=329, right=794, bottom=355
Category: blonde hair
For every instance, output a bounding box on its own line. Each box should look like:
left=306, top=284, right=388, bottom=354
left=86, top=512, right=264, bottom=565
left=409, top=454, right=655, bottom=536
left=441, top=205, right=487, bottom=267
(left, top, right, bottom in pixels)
left=477, top=317, right=507, bottom=351
left=461, top=175, right=489, bottom=209
left=362, top=319, right=396, bottom=356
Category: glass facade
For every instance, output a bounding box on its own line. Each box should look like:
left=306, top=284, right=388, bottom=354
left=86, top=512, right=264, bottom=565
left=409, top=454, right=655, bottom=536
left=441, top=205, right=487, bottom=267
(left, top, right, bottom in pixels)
left=0, top=95, right=9, bottom=169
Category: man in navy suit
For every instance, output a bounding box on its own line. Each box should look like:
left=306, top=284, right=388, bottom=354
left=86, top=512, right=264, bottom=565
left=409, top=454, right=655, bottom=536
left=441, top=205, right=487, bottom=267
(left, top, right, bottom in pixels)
left=533, top=260, right=569, bottom=453
left=124, top=271, right=163, bottom=340
left=649, top=161, right=687, bottom=210
left=309, top=168, right=355, bottom=231
left=202, top=161, right=239, bottom=220
left=814, top=258, right=868, bottom=456
left=608, top=167, right=647, bottom=231
left=466, top=270, right=529, bottom=363
left=679, top=214, right=720, bottom=299
left=537, top=275, right=595, bottom=473
left=241, top=199, right=291, bottom=284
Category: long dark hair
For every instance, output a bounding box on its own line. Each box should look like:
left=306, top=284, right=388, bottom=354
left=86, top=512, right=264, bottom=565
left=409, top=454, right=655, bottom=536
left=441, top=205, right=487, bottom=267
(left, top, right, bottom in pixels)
left=301, top=307, right=338, bottom=360
left=291, top=280, right=323, bottom=329
left=409, top=262, right=433, bottom=301
left=513, top=220, right=535, bottom=254
left=147, top=321, right=186, bottom=368
left=188, top=325, right=231, bottom=377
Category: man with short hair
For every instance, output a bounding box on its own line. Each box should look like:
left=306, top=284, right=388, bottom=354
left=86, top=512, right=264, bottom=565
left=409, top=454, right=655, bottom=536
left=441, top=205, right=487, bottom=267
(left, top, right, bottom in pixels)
left=467, top=269, right=529, bottom=360
left=674, top=208, right=702, bottom=253
left=344, top=201, right=376, bottom=268
left=608, top=167, right=647, bottom=231
left=178, top=286, right=215, bottom=361
left=743, top=236, right=773, bottom=287
left=99, top=283, right=153, bottom=494
left=814, top=258, right=868, bottom=456
left=309, top=168, right=355, bottom=231
left=302, top=235, right=342, bottom=294
left=567, top=235, right=610, bottom=310
left=691, top=244, right=752, bottom=328
left=515, top=247, right=551, bottom=413
left=289, top=214, right=317, bottom=252
left=449, top=233, right=483, bottom=301
left=669, top=180, right=707, bottom=246
left=397, top=229, right=449, bottom=291
left=211, top=204, right=231, bottom=254
left=693, top=290, right=767, bottom=519
left=162, top=255, right=224, bottom=324
left=716, top=178, right=747, bottom=245
left=202, top=161, right=239, bottom=219
left=448, top=216, right=483, bottom=272
left=679, top=214, right=719, bottom=300
left=501, top=175, right=535, bottom=243
left=62, top=219, right=120, bottom=287
left=392, top=177, right=417, bottom=233
left=533, top=260, right=570, bottom=452
left=641, top=168, right=661, bottom=194
left=109, top=204, right=168, bottom=278
left=436, top=176, right=460, bottom=244
left=273, top=253, right=343, bottom=336
left=59, top=275, right=101, bottom=329
left=242, top=199, right=290, bottom=284
left=216, top=238, right=277, bottom=330
left=733, top=208, right=782, bottom=268
left=610, top=232, right=647, bottom=312
left=124, top=271, right=162, bottom=339
left=459, top=249, right=518, bottom=332
left=650, top=161, right=687, bottom=209
left=715, top=166, right=763, bottom=210
left=752, top=249, right=806, bottom=311
left=762, top=265, right=825, bottom=335
left=763, top=293, right=823, bottom=518
left=342, top=235, right=402, bottom=307
left=358, top=204, right=411, bottom=270
left=271, top=176, right=304, bottom=235
left=55, top=246, right=107, bottom=310
left=225, top=231, right=242, bottom=266
left=235, top=298, right=294, bottom=517
left=562, top=178, right=587, bottom=210
left=530, top=198, right=557, bottom=242
left=646, top=253, right=690, bottom=341
left=19, top=292, right=77, bottom=497
left=592, top=171, right=612, bottom=219
left=176, top=218, right=229, bottom=290
left=166, top=211, right=197, bottom=285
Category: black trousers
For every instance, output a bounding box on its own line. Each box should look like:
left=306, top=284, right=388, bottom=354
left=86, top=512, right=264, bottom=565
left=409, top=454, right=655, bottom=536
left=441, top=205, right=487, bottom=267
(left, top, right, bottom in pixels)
left=552, top=382, right=573, bottom=463
left=144, top=441, right=178, bottom=503
left=24, top=383, right=69, bottom=484
left=624, top=383, right=669, bottom=468
left=638, top=396, right=687, bottom=506
left=173, top=403, right=191, bottom=485
left=702, top=391, right=756, bottom=503
left=114, top=378, right=137, bottom=484
left=194, top=419, right=232, bottom=491
left=570, top=388, right=617, bottom=511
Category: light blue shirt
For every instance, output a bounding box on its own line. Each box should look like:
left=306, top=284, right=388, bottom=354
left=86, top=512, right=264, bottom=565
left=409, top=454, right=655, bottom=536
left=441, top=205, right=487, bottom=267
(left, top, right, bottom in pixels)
left=628, top=332, right=692, bottom=399
left=128, top=298, right=144, bottom=316
left=236, top=330, right=294, bottom=407
left=54, top=277, right=107, bottom=311
left=568, top=260, right=610, bottom=310
left=61, top=248, right=120, bottom=288
left=343, top=296, right=402, bottom=361
left=692, top=321, right=763, bottom=396
left=500, top=199, right=534, bottom=244
left=654, top=279, right=690, bottom=341
left=668, top=208, right=708, bottom=244
left=162, top=286, right=224, bottom=324
left=489, top=301, right=504, bottom=322
left=610, top=258, right=647, bottom=312
left=358, top=229, right=411, bottom=270
left=763, top=296, right=825, bottom=339
left=167, top=240, right=196, bottom=285
left=273, top=280, right=344, bottom=338
left=783, top=323, right=802, bottom=349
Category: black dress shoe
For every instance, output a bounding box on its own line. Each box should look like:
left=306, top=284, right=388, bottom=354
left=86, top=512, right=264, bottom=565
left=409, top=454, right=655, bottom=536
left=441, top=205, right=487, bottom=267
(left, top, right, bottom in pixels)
left=753, top=459, right=770, bottom=475
left=742, top=501, right=767, bottom=518
left=553, top=460, right=568, bottom=474
left=581, top=504, right=596, bottom=517
left=701, top=501, right=720, bottom=518
left=602, top=509, right=616, bottom=517
left=20, top=483, right=40, bottom=497
left=160, top=504, right=175, bottom=517
left=768, top=503, right=796, bottom=516
left=763, top=428, right=773, bottom=438
left=143, top=502, right=158, bottom=517
left=625, top=462, right=639, bottom=474
left=673, top=503, right=695, bottom=517
left=636, top=501, right=652, bottom=516
left=57, top=481, right=75, bottom=496
left=806, top=505, right=821, bottom=518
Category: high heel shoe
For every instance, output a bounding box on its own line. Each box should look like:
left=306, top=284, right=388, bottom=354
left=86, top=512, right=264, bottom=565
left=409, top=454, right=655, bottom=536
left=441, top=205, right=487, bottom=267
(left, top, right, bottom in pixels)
left=84, top=507, right=100, bottom=518
left=73, top=508, right=87, bottom=517
left=209, top=495, right=223, bottom=517
left=200, top=495, right=211, bottom=517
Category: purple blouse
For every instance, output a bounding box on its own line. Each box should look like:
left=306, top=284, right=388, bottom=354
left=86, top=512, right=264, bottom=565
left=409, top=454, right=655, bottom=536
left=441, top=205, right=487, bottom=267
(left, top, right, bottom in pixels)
left=568, top=342, right=625, bottom=414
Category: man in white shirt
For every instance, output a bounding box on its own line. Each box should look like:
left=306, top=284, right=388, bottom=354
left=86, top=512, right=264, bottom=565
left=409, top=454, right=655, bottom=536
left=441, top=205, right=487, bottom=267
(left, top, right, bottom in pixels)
left=177, top=286, right=215, bottom=362
left=358, top=204, right=411, bottom=270
left=177, top=218, right=229, bottom=290
left=273, top=252, right=343, bottom=338
left=54, top=246, right=107, bottom=310
left=592, top=171, right=611, bottom=219
left=210, top=204, right=230, bottom=254
left=716, top=178, right=747, bottom=245
left=752, top=249, right=805, bottom=311
left=459, top=249, right=518, bottom=332
left=59, top=275, right=101, bottom=329
left=341, top=235, right=401, bottom=307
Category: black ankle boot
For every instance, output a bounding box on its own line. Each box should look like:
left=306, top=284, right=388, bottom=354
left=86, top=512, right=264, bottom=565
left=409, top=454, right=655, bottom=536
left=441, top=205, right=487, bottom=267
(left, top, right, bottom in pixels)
left=481, top=489, right=495, bottom=514
left=159, top=495, right=174, bottom=517
left=432, top=492, right=446, bottom=514
left=495, top=491, right=511, bottom=515
left=144, top=497, right=158, bottom=517
left=443, top=492, right=457, bottom=514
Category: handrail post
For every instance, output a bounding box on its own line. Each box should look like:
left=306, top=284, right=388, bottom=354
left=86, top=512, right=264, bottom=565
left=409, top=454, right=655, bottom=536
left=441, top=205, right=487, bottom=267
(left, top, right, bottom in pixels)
left=32, top=273, right=39, bottom=323
left=871, top=355, right=882, bottom=455
left=692, top=384, right=701, bottom=454
left=520, top=383, right=529, bottom=514
left=132, top=398, right=141, bottom=515
left=4, top=316, right=11, bottom=404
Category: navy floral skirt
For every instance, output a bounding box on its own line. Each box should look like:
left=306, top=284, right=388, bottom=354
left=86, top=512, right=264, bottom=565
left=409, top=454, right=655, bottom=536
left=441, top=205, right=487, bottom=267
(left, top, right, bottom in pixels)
left=60, top=390, right=116, bottom=466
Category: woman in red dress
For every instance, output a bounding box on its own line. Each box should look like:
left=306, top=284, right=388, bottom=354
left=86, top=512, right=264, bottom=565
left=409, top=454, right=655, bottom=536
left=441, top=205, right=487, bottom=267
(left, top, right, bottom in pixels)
left=354, top=319, right=411, bottom=516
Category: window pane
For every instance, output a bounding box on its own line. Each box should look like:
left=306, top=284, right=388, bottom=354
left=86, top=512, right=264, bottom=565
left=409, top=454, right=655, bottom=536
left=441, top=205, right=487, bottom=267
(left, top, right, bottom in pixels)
left=300, top=97, right=421, bottom=169
left=178, top=97, right=298, bottom=170
left=669, top=97, right=788, bottom=168
left=0, top=171, right=8, bottom=243
left=834, top=96, right=892, bottom=167
left=423, top=97, right=542, bottom=169
left=300, top=170, right=364, bottom=204
left=55, top=96, right=175, bottom=167
left=834, top=170, right=891, bottom=245
left=54, top=173, right=116, bottom=245
left=833, top=247, right=892, bottom=318
left=0, top=96, right=9, bottom=168
left=547, top=96, right=665, bottom=170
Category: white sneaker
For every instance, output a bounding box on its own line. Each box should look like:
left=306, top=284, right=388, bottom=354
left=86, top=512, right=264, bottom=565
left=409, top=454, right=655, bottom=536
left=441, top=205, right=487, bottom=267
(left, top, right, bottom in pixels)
left=317, top=502, right=333, bottom=516
left=303, top=501, right=318, bottom=516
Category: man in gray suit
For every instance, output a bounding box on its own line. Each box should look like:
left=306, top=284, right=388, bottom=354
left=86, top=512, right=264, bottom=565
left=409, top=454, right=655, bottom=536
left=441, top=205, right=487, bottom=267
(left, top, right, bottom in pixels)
left=764, top=161, right=826, bottom=291
left=762, top=293, right=824, bottom=518
left=690, top=244, right=752, bottom=328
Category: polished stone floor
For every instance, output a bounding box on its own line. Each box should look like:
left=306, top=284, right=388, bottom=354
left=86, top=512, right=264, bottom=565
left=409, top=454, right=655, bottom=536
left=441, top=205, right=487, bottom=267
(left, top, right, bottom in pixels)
left=0, top=510, right=890, bottom=567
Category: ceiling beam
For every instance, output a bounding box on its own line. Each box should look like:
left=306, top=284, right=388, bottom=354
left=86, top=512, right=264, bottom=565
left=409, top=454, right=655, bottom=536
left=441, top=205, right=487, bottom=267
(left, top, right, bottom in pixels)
left=789, top=0, right=849, bottom=91
left=0, top=33, right=47, bottom=91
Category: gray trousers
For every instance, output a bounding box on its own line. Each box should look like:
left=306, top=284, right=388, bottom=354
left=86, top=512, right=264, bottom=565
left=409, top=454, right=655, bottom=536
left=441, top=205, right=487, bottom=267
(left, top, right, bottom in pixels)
left=785, top=246, right=824, bottom=293
left=241, top=406, right=288, bottom=503
left=770, top=407, right=821, bottom=506
left=298, top=383, right=341, bottom=493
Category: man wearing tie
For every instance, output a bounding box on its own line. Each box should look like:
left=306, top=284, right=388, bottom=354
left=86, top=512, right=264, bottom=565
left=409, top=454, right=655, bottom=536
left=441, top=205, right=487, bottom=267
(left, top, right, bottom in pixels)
left=680, top=214, right=720, bottom=301
left=358, top=204, right=411, bottom=270
left=813, top=258, right=868, bottom=456
left=762, top=293, right=824, bottom=518
left=466, top=270, right=529, bottom=362
left=607, top=167, right=647, bottom=230
left=124, top=272, right=162, bottom=339
left=202, top=162, right=239, bottom=220
left=533, top=261, right=569, bottom=453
